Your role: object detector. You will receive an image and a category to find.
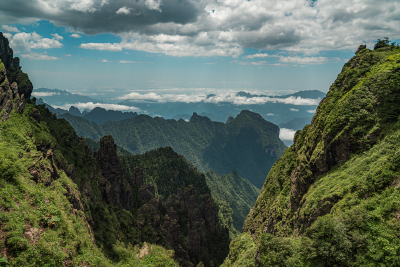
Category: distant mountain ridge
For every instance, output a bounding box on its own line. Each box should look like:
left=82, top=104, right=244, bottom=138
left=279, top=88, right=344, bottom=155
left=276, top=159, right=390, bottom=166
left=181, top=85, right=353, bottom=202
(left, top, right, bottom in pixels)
left=32, top=87, right=103, bottom=106
left=59, top=110, right=287, bottom=188
left=82, top=107, right=138, bottom=125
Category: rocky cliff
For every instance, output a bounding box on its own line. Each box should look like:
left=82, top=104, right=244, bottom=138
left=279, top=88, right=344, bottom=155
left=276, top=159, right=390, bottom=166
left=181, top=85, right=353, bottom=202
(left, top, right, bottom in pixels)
left=223, top=42, right=400, bottom=266
left=0, top=33, right=33, bottom=114
left=0, top=33, right=33, bottom=121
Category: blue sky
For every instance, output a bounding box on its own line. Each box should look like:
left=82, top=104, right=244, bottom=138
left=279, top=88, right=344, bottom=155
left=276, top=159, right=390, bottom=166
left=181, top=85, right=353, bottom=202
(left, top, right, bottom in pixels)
left=1, top=0, right=399, bottom=103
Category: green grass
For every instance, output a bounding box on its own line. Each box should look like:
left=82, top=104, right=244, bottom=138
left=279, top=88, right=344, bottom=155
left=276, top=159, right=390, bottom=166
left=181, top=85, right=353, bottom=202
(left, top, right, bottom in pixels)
left=0, top=103, right=180, bottom=266
left=228, top=44, right=400, bottom=266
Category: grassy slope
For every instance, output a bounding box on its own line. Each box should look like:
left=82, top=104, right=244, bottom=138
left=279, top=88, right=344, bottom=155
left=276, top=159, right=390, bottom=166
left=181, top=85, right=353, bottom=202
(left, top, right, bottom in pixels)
left=223, top=45, right=400, bottom=266
left=59, top=110, right=287, bottom=189
left=0, top=101, right=178, bottom=266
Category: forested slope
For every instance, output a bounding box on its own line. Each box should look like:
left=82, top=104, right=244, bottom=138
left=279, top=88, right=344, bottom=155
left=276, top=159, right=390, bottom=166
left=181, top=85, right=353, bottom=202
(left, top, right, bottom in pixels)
left=0, top=32, right=229, bottom=267
left=59, top=110, right=287, bottom=189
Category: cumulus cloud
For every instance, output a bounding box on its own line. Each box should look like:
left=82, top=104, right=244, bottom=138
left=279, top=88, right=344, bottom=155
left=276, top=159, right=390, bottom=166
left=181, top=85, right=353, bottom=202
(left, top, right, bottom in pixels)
left=116, top=6, right=131, bottom=15
left=279, top=128, right=296, bottom=141
left=290, top=108, right=299, bottom=111
left=3, top=33, right=12, bottom=39
left=1, top=0, right=400, bottom=57
left=307, top=109, right=316, bottom=113
left=101, top=59, right=111, bottom=62
left=31, top=92, right=61, bottom=97
left=7, top=32, right=63, bottom=51
left=145, top=0, right=163, bottom=12
left=70, top=33, right=82, bottom=38
left=116, top=92, right=321, bottom=105
left=20, top=52, right=61, bottom=60
left=53, top=102, right=141, bottom=111
left=245, top=53, right=275, bottom=59
left=1, top=25, right=20, bottom=33
left=51, top=33, right=63, bottom=40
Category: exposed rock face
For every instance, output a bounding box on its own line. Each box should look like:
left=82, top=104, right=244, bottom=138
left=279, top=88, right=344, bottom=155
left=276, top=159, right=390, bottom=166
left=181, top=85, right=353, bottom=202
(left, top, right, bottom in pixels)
left=94, top=135, right=134, bottom=211
left=203, top=194, right=216, bottom=232
left=132, top=167, right=144, bottom=184
left=183, top=186, right=207, bottom=257
left=0, top=33, right=19, bottom=72
left=139, top=183, right=155, bottom=201
left=0, top=33, right=33, bottom=121
left=355, top=44, right=367, bottom=54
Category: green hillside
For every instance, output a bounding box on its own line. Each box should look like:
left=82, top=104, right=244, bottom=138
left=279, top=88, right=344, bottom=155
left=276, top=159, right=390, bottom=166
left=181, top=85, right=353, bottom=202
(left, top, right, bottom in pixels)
left=205, top=170, right=260, bottom=239
left=0, top=34, right=230, bottom=266
left=223, top=43, right=400, bottom=266
left=59, top=110, right=287, bottom=189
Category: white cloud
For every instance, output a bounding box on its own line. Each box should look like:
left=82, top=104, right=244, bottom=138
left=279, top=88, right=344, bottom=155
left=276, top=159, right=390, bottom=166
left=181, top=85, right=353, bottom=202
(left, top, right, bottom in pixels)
left=245, top=53, right=275, bottom=59
left=3, top=33, right=12, bottom=39
left=266, top=113, right=274, bottom=116
left=70, top=34, right=82, bottom=38
left=307, top=109, right=316, bottom=113
left=230, top=60, right=266, bottom=65
left=279, top=128, right=297, bottom=141
left=69, top=0, right=97, bottom=13
left=53, top=102, right=141, bottom=111
left=119, top=60, right=136, bottom=63
left=279, top=56, right=328, bottom=64
left=81, top=39, right=243, bottom=57
left=116, top=6, right=131, bottom=15
left=31, top=92, right=61, bottom=97
left=145, top=0, right=163, bottom=12
left=1, top=25, right=20, bottom=33
left=290, top=108, right=299, bottom=111
left=101, top=59, right=111, bottom=62
left=3, top=0, right=400, bottom=58
left=20, top=52, right=61, bottom=60
left=51, top=33, right=63, bottom=40
left=7, top=32, right=63, bottom=51
left=64, top=54, right=72, bottom=57
left=116, top=92, right=321, bottom=105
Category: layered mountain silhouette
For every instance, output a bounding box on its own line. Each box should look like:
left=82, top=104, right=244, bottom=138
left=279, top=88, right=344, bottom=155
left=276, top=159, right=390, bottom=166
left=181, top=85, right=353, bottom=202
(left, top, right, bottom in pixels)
left=59, top=110, right=287, bottom=189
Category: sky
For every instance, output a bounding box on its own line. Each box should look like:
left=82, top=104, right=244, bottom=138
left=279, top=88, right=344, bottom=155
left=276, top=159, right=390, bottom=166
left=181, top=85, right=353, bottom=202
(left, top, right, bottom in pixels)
left=0, top=0, right=399, bottom=103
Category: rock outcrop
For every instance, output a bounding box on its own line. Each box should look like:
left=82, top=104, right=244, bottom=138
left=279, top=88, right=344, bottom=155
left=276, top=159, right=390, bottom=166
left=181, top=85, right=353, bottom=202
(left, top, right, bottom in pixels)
left=0, top=33, right=33, bottom=121
left=94, top=135, right=135, bottom=211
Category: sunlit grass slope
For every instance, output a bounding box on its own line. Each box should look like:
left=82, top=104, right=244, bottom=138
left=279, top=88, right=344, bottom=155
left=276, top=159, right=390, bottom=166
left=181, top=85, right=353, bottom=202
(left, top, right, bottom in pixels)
left=223, top=44, right=400, bottom=266
left=0, top=100, right=178, bottom=266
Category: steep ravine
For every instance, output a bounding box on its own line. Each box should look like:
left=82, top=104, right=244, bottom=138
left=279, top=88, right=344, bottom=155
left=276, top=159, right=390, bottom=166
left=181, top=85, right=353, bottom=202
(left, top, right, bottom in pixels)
left=0, top=32, right=229, bottom=267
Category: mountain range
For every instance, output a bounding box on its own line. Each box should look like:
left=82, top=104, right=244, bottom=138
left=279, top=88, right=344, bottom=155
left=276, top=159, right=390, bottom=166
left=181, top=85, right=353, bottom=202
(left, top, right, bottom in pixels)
left=58, top=110, right=287, bottom=189
left=2, top=29, right=400, bottom=267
